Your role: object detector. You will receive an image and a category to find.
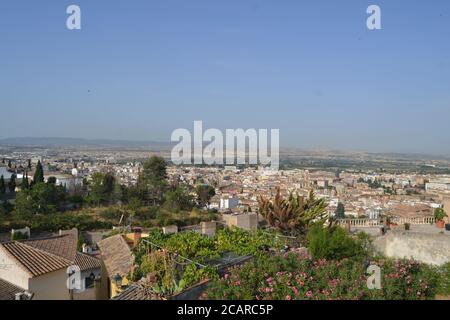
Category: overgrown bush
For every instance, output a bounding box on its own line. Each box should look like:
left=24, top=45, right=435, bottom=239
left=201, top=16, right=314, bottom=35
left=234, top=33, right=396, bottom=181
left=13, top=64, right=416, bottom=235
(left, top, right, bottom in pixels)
left=436, top=262, right=450, bottom=296
left=307, top=225, right=369, bottom=260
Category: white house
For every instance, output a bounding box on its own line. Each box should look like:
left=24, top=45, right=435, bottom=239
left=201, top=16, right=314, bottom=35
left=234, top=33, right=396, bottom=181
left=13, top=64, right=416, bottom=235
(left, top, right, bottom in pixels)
left=220, top=197, right=239, bottom=210
left=0, top=233, right=102, bottom=300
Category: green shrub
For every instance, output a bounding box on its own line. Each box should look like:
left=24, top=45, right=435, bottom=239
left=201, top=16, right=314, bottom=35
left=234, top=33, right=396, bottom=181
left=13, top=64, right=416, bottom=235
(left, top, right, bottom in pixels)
left=11, top=231, right=29, bottom=240
left=436, top=263, right=450, bottom=296
left=307, top=225, right=367, bottom=260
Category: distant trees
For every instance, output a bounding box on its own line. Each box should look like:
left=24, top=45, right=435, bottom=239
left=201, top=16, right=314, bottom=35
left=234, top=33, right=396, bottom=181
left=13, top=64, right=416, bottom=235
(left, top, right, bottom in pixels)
left=86, top=172, right=109, bottom=206
left=165, top=185, right=195, bottom=212
left=7, top=160, right=11, bottom=168
left=84, top=172, right=125, bottom=206
left=138, top=156, right=168, bottom=205
left=6, top=154, right=222, bottom=223
left=14, top=181, right=66, bottom=217
left=195, top=184, right=216, bottom=208
left=367, top=179, right=382, bottom=189
left=335, top=202, right=346, bottom=219
left=15, top=191, right=35, bottom=217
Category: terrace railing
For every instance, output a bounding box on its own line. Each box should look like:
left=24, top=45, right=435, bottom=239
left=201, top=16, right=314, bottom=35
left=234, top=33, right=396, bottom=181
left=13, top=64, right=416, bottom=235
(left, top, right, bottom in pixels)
left=336, top=216, right=436, bottom=228
left=390, top=216, right=435, bottom=225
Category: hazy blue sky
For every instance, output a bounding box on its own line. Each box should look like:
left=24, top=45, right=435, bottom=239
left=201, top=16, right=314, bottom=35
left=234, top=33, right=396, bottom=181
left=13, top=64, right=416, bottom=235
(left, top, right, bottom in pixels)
left=0, top=0, right=449, bottom=154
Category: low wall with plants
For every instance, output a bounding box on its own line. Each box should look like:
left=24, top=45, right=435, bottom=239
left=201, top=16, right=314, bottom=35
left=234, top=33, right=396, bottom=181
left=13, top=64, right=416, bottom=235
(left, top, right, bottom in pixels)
left=374, top=230, right=450, bottom=266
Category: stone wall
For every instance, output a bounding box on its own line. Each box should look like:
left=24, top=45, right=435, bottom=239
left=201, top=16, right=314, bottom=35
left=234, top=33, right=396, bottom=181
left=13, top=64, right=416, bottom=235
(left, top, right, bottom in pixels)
left=374, top=230, right=450, bottom=266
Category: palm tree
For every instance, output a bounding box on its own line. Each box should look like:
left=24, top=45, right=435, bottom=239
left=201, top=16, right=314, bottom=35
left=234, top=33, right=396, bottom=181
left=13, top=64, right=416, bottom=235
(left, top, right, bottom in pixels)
left=258, top=188, right=329, bottom=236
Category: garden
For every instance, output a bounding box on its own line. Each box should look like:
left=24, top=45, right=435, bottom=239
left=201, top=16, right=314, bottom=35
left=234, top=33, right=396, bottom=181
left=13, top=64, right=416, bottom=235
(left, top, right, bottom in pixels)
left=205, top=225, right=450, bottom=300
left=125, top=187, right=450, bottom=300
left=130, top=227, right=283, bottom=295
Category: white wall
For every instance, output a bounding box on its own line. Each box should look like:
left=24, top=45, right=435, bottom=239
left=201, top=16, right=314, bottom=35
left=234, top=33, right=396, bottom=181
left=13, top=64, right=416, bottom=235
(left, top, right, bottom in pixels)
left=28, top=269, right=71, bottom=300
left=0, top=248, right=30, bottom=289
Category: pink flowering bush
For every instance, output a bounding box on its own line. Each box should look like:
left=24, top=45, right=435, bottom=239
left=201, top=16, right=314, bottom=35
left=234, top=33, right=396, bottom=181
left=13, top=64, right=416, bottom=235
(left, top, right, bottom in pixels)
left=206, top=253, right=441, bottom=300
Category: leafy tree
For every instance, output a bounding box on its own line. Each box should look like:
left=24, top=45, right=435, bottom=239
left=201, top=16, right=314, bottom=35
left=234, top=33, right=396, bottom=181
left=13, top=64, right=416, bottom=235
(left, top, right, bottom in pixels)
left=0, top=175, right=5, bottom=196
left=165, top=185, right=194, bottom=212
left=335, top=202, right=346, bottom=219
left=33, top=160, right=45, bottom=184
left=258, top=188, right=329, bottom=236
left=138, top=156, right=168, bottom=204
left=103, top=173, right=115, bottom=196
left=0, top=200, right=13, bottom=216
left=8, top=174, right=16, bottom=193
left=28, top=182, right=66, bottom=214
left=14, top=190, right=35, bottom=218
left=195, top=184, right=215, bottom=208
left=127, top=196, right=143, bottom=213
left=87, top=173, right=108, bottom=206
left=85, top=172, right=118, bottom=206
left=112, top=179, right=123, bottom=205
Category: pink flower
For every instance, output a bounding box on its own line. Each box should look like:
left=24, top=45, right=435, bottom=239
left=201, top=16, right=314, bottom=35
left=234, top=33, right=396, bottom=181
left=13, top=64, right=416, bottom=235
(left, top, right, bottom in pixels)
left=306, top=291, right=313, bottom=298
left=224, top=274, right=230, bottom=279
left=266, top=277, right=273, bottom=283
left=286, top=295, right=292, bottom=300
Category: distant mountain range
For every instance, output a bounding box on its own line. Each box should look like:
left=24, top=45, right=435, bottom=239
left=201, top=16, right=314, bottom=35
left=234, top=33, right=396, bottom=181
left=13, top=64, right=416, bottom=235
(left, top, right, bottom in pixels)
left=0, top=137, right=171, bottom=148
left=0, top=137, right=449, bottom=161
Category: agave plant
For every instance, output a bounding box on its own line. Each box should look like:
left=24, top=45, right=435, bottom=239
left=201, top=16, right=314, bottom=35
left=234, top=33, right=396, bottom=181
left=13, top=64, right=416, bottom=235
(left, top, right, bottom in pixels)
left=258, top=188, right=329, bottom=236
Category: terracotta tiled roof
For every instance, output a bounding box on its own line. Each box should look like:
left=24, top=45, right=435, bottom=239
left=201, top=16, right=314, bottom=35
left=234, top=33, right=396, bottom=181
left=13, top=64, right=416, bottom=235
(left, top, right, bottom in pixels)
left=0, top=241, right=72, bottom=277
left=22, top=234, right=77, bottom=262
left=112, top=283, right=162, bottom=300
left=0, top=278, right=29, bottom=300
left=0, top=234, right=100, bottom=278
left=75, top=252, right=102, bottom=271
left=97, top=235, right=133, bottom=277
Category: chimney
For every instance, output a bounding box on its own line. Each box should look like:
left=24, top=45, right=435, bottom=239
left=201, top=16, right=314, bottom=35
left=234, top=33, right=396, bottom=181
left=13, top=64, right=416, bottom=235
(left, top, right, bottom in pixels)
left=133, top=227, right=142, bottom=247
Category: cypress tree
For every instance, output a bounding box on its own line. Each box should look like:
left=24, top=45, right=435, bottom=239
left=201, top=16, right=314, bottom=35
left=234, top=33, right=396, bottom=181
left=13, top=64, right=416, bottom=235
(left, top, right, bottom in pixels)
left=27, top=159, right=32, bottom=170
left=33, top=161, right=45, bottom=184
left=21, top=173, right=29, bottom=190
left=335, top=202, right=346, bottom=219
left=0, top=175, right=6, bottom=195
left=8, top=174, right=16, bottom=193
left=7, top=159, right=12, bottom=168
